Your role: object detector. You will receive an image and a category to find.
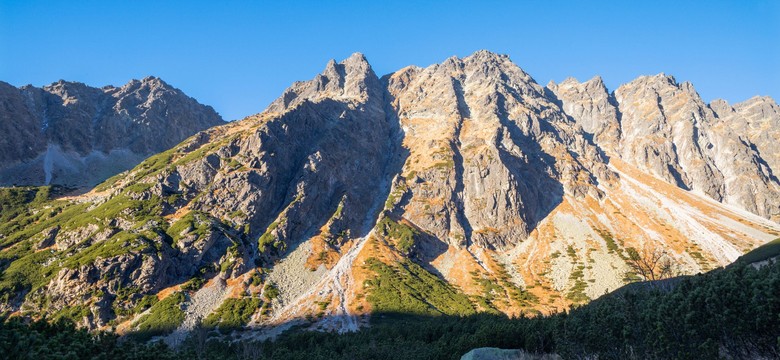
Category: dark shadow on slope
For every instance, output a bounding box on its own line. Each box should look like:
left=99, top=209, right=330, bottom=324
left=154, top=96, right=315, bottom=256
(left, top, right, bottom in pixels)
left=448, top=78, right=475, bottom=246
left=607, top=90, right=624, bottom=154
left=14, top=259, right=778, bottom=360
left=450, top=128, right=474, bottom=244
left=493, top=92, right=564, bottom=236
left=235, top=98, right=384, bottom=257
left=235, top=79, right=410, bottom=278
left=747, top=141, right=780, bottom=184
left=667, top=163, right=691, bottom=191
left=542, top=86, right=614, bottom=174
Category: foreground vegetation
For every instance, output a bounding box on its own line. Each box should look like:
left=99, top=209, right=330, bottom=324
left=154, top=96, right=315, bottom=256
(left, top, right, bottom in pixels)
left=2, top=257, right=778, bottom=360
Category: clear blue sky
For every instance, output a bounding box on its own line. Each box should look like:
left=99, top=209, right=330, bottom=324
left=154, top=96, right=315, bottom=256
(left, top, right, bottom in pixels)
left=1, top=1, right=778, bottom=121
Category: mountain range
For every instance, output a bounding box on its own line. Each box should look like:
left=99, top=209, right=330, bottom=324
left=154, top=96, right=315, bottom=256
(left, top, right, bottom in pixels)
left=0, top=51, right=778, bottom=346
left=0, top=77, right=223, bottom=187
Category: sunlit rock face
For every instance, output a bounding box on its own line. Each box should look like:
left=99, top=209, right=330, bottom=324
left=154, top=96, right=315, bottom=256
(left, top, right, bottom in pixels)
left=550, top=74, right=780, bottom=221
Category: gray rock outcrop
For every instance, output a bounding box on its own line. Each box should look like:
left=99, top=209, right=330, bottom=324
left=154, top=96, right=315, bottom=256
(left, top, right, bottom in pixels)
left=548, top=74, right=780, bottom=221
left=0, top=77, right=223, bottom=187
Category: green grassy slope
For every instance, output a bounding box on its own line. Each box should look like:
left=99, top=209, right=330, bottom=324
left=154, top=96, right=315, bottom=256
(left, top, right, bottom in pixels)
left=2, top=252, right=777, bottom=360
left=737, top=238, right=780, bottom=264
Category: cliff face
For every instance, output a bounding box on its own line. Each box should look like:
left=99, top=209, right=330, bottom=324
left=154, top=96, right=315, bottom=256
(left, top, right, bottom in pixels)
left=0, top=52, right=777, bottom=340
left=549, top=75, right=780, bottom=222
left=382, top=51, right=611, bottom=251
left=0, top=77, right=223, bottom=187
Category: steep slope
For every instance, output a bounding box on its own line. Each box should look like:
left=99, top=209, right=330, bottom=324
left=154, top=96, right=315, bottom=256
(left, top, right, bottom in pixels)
left=711, top=96, right=780, bottom=185
left=382, top=51, right=610, bottom=249
left=0, top=53, right=399, bottom=333
left=0, top=77, right=223, bottom=187
left=547, top=76, right=621, bottom=153
left=0, top=51, right=778, bottom=340
left=549, top=75, right=780, bottom=222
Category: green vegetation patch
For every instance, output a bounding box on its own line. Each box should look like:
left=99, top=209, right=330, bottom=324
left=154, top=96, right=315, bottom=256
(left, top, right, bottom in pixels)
left=384, top=182, right=408, bottom=210
left=171, top=136, right=237, bottom=169
left=1, top=202, right=89, bottom=249
left=62, top=231, right=150, bottom=269
left=0, top=250, right=58, bottom=302
left=87, top=194, right=164, bottom=224
left=258, top=220, right=283, bottom=253
left=132, top=292, right=186, bottom=340
left=3, top=260, right=780, bottom=359
left=377, top=217, right=418, bottom=255
left=0, top=186, right=52, bottom=224
left=564, top=246, right=589, bottom=304
left=364, top=257, right=474, bottom=316
left=738, top=238, right=780, bottom=264
left=124, top=182, right=154, bottom=195
left=263, top=282, right=279, bottom=301
left=126, top=148, right=176, bottom=182
left=133, top=294, right=160, bottom=314
left=471, top=274, right=503, bottom=314
left=167, top=211, right=212, bottom=244
left=181, top=276, right=206, bottom=292
left=595, top=229, right=620, bottom=255
left=49, top=305, right=91, bottom=324
left=492, top=261, right=539, bottom=308
left=566, top=265, right=589, bottom=303
left=203, top=297, right=261, bottom=331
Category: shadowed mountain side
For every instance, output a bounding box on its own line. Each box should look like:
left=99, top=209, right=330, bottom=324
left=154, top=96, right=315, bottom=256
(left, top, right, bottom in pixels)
left=2, top=257, right=778, bottom=360
left=0, top=78, right=224, bottom=188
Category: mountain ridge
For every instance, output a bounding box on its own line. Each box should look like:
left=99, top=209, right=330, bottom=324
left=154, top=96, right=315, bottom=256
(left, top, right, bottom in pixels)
left=0, top=50, right=777, bottom=341
left=0, top=77, right=224, bottom=188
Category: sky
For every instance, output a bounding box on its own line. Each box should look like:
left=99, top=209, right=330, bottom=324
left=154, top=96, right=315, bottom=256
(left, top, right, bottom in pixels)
left=1, top=1, right=778, bottom=121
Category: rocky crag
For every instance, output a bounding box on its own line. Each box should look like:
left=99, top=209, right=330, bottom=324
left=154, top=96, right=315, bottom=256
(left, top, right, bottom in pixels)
left=0, top=51, right=777, bottom=340
left=0, top=77, right=223, bottom=187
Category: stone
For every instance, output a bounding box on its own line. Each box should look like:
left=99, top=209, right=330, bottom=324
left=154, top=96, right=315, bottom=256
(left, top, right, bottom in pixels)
left=0, top=77, right=223, bottom=187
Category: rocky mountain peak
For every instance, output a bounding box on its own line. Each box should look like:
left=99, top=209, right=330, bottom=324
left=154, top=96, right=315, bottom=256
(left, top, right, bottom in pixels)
left=142, top=75, right=164, bottom=83
left=0, top=78, right=223, bottom=187
left=40, top=80, right=104, bottom=106
left=341, top=51, right=370, bottom=68
left=617, top=73, right=673, bottom=94
left=709, top=94, right=780, bottom=188
left=549, top=70, right=780, bottom=221
left=709, top=98, right=732, bottom=114
left=112, top=76, right=178, bottom=98
left=741, top=95, right=776, bottom=105
left=547, top=75, right=620, bottom=152
left=463, top=50, right=534, bottom=86
left=268, top=52, right=382, bottom=113
left=579, top=76, right=609, bottom=94
left=550, top=75, right=607, bottom=94
left=733, top=95, right=780, bottom=121
left=465, top=49, right=511, bottom=63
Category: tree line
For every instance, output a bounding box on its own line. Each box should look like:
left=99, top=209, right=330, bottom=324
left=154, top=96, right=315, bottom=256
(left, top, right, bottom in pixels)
left=2, top=258, right=778, bottom=360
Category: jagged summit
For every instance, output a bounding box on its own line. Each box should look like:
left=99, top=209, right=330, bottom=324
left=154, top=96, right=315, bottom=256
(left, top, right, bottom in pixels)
left=0, top=77, right=223, bottom=187
left=465, top=49, right=511, bottom=61
left=711, top=95, right=778, bottom=113
left=117, top=76, right=172, bottom=92
left=342, top=51, right=370, bottom=65
left=268, top=52, right=382, bottom=113
left=551, top=75, right=607, bottom=89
